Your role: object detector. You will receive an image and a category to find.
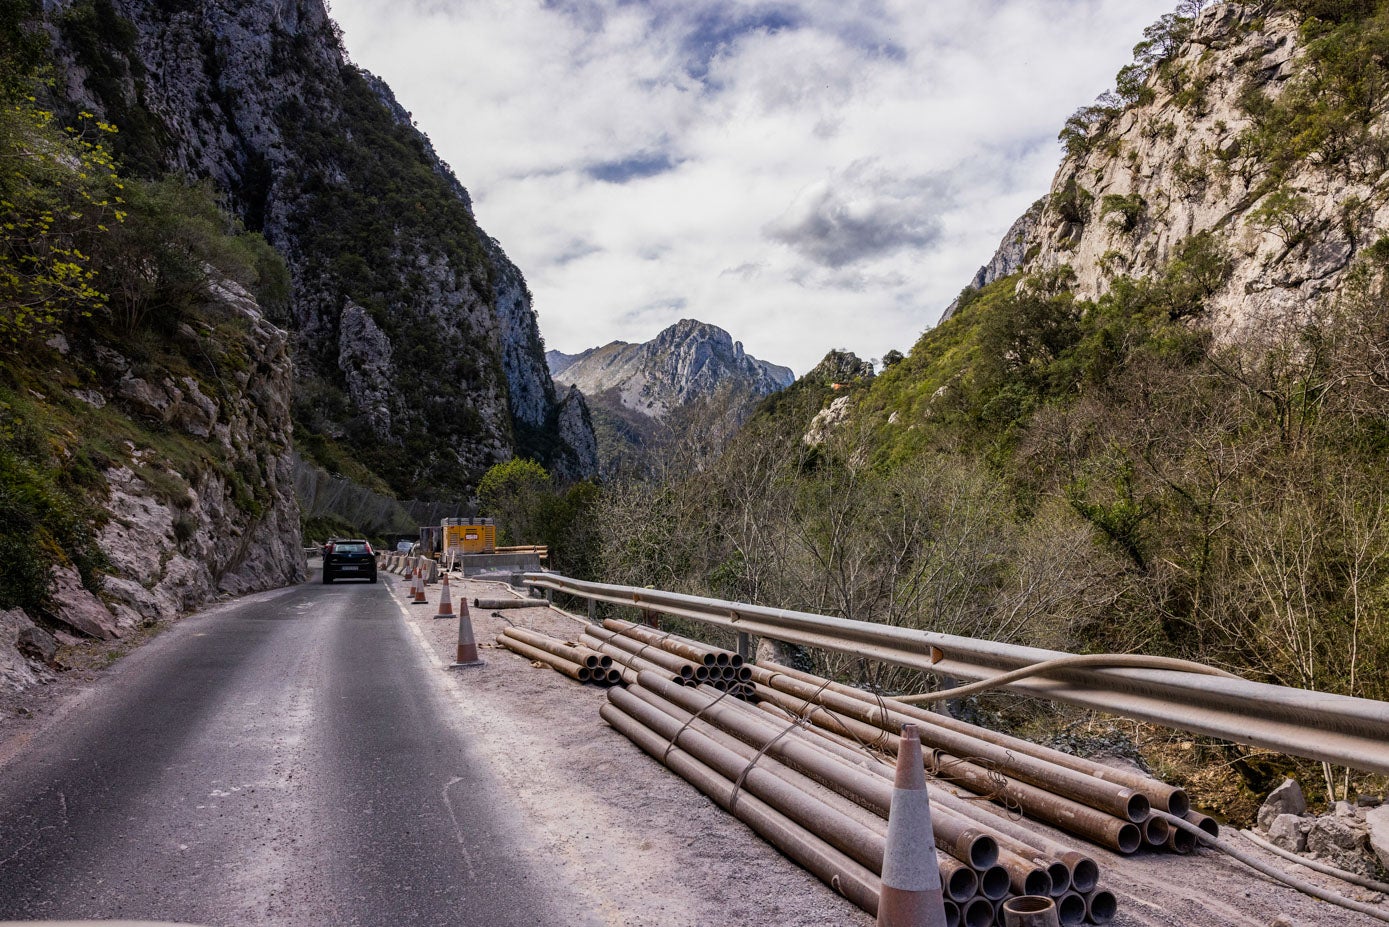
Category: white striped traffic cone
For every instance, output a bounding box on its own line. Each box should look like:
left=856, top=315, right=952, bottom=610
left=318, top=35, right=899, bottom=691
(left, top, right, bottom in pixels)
left=449, top=595, right=484, bottom=668
left=434, top=574, right=454, bottom=620
left=878, top=723, right=948, bottom=927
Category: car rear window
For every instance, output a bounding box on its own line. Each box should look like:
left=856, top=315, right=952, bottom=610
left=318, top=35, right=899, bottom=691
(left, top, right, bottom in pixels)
left=334, top=542, right=368, bottom=553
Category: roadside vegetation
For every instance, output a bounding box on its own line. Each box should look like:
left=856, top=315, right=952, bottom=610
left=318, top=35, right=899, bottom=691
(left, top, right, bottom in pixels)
left=0, top=0, right=290, bottom=614
left=569, top=0, right=1389, bottom=816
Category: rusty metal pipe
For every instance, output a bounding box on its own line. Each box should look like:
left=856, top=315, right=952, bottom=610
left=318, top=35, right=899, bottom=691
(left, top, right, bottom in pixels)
left=608, top=687, right=889, bottom=873
left=580, top=633, right=688, bottom=686
left=976, top=864, right=1011, bottom=901
left=761, top=660, right=1189, bottom=817
left=599, top=701, right=882, bottom=915
left=472, top=598, right=534, bottom=609
left=752, top=684, right=1144, bottom=855
left=1185, top=810, right=1219, bottom=838
left=502, top=627, right=606, bottom=669
left=1085, top=889, right=1116, bottom=924
left=960, top=897, right=994, bottom=927
left=1142, top=813, right=1170, bottom=846
left=1166, top=821, right=1197, bottom=854
left=623, top=684, right=979, bottom=904
left=494, top=634, right=589, bottom=683
left=636, top=671, right=998, bottom=869
left=599, top=618, right=723, bottom=667
left=752, top=665, right=1150, bottom=823
left=995, top=846, right=1052, bottom=897
left=943, top=899, right=960, bottom=927
left=1055, top=892, right=1086, bottom=926
left=929, top=789, right=1090, bottom=894
left=587, top=626, right=704, bottom=680
left=1000, top=895, right=1059, bottom=927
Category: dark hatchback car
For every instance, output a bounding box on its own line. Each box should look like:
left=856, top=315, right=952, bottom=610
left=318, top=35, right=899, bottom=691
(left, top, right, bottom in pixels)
left=322, top=539, right=378, bottom=584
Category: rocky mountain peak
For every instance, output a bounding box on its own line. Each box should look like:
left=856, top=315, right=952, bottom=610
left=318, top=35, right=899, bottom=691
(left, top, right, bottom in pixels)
left=551, top=319, right=793, bottom=420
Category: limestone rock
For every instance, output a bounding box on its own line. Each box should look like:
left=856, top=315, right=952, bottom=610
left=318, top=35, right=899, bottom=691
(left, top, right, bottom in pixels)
left=16, top=626, right=59, bottom=668
left=1366, top=805, right=1389, bottom=873
left=0, top=609, right=45, bottom=692
left=1305, top=815, right=1375, bottom=878
left=1258, top=779, right=1307, bottom=830
left=1266, top=814, right=1307, bottom=854
left=804, top=396, right=853, bottom=447
left=337, top=302, right=398, bottom=440
left=51, top=0, right=596, bottom=486
left=554, top=386, right=599, bottom=482
left=47, top=566, right=118, bottom=641
left=936, top=7, right=1386, bottom=347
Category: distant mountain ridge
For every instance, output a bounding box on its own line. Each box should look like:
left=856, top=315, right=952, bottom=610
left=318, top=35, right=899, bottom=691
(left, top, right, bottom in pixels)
left=549, top=319, right=794, bottom=419
left=547, top=319, right=794, bottom=475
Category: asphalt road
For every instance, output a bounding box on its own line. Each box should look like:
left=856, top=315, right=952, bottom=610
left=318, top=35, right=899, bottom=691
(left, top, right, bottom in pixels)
left=0, top=570, right=565, bottom=926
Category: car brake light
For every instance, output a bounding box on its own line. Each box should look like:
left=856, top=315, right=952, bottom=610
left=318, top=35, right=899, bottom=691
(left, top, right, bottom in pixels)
left=365, top=543, right=374, bottom=554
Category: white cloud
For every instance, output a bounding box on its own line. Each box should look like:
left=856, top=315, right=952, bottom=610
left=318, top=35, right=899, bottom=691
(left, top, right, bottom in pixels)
left=329, top=0, right=1178, bottom=373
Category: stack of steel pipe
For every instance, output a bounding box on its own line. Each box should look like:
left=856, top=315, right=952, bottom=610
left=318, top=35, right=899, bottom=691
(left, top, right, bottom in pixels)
left=596, top=620, right=1214, bottom=925
left=590, top=620, right=757, bottom=699
left=579, top=625, right=756, bottom=698
left=495, top=627, right=624, bottom=686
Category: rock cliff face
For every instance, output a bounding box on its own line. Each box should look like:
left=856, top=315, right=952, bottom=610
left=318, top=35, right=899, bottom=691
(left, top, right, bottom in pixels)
left=551, top=319, right=794, bottom=419
left=946, top=2, right=1383, bottom=339
left=0, top=275, right=305, bottom=690
left=48, top=0, right=597, bottom=493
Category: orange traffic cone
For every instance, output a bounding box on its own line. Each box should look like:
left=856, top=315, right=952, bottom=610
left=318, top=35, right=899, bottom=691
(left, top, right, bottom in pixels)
left=434, top=574, right=455, bottom=620
left=449, top=595, right=484, bottom=668
left=878, top=723, right=948, bottom=927
left=412, top=567, right=429, bottom=605
left=406, top=565, right=418, bottom=597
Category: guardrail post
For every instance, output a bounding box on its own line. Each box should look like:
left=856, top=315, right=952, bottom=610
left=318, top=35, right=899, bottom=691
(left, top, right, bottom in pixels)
left=588, top=598, right=596, bottom=622
left=737, top=631, right=751, bottom=663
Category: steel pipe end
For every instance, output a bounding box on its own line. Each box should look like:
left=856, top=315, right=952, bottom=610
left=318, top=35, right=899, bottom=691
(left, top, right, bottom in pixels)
left=577, top=667, right=592, bottom=683
left=1056, top=891, right=1087, bottom=926
left=1187, top=810, right=1219, bottom=838
left=715, top=653, right=731, bottom=666
left=943, top=898, right=960, bottom=927
left=1001, top=895, right=1057, bottom=926
left=962, top=897, right=995, bottom=927
left=1085, top=889, right=1118, bottom=924
left=599, top=655, right=614, bottom=669
left=1045, top=861, right=1070, bottom=896
left=701, top=653, right=718, bottom=667
left=1062, top=853, right=1099, bottom=893
left=681, top=666, right=697, bottom=680
left=729, top=653, right=745, bottom=668
left=1125, top=791, right=1152, bottom=823
left=1143, top=813, right=1170, bottom=847
left=1166, top=788, right=1191, bottom=819
left=977, top=864, right=1010, bottom=901
left=1116, top=823, right=1142, bottom=855
left=963, top=833, right=998, bottom=870
left=944, top=864, right=978, bottom=903
left=1023, top=867, right=1052, bottom=898
left=1167, top=822, right=1198, bottom=854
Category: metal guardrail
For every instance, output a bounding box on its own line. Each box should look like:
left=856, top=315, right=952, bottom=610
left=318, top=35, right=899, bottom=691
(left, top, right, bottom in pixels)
left=520, top=573, right=1389, bottom=775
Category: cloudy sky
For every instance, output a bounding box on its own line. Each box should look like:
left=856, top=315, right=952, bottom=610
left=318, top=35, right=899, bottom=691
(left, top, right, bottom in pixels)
left=329, top=0, right=1177, bottom=373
